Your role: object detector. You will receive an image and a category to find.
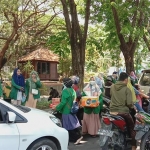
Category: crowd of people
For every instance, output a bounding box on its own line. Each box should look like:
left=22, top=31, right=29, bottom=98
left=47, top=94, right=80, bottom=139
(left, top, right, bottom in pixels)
left=51, top=70, right=149, bottom=150
left=1, top=68, right=147, bottom=149
left=0, top=68, right=42, bottom=108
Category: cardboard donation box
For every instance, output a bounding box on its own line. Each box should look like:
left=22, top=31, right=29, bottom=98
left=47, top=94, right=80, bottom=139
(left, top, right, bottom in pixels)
left=81, top=96, right=99, bottom=107
left=50, top=98, right=60, bottom=108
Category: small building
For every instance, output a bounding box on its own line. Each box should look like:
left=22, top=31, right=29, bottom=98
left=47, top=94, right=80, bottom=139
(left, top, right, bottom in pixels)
left=18, top=48, right=59, bottom=81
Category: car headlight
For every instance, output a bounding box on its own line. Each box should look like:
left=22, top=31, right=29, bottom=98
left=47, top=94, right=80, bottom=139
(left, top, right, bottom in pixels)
left=49, top=116, right=62, bottom=127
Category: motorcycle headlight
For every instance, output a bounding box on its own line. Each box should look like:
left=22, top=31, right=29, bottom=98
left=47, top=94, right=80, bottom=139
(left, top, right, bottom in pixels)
left=49, top=116, right=62, bottom=127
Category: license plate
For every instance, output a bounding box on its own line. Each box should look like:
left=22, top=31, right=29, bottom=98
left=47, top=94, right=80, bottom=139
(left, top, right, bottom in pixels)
left=98, top=129, right=114, bottom=137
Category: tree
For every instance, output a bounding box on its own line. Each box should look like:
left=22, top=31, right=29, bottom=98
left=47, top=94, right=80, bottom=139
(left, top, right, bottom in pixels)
left=0, top=0, right=60, bottom=69
left=60, top=0, right=91, bottom=88
left=92, top=0, right=149, bottom=74
left=47, top=30, right=72, bottom=76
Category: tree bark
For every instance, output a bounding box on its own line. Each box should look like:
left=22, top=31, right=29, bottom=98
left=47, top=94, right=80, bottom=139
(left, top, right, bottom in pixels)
left=61, top=0, right=91, bottom=89
left=122, top=49, right=135, bottom=74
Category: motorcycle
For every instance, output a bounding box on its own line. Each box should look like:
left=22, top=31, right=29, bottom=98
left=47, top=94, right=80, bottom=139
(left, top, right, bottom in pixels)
left=99, top=97, right=150, bottom=150
left=99, top=112, right=131, bottom=150
left=134, top=110, right=150, bottom=149
left=101, top=96, right=110, bottom=115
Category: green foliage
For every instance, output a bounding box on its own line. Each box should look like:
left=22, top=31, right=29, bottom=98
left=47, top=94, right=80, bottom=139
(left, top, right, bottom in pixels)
left=39, top=83, right=49, bottom=95
left=36, top=100, right=51, bottom=110
left=22, top=61, right=34, bottom=74
left=47, top=30, right=72, bottom=76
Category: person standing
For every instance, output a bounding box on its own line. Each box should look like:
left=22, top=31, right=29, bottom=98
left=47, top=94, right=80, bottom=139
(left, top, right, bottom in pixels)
left=104, top=71, right=118, bottom=98
left=25, top=71, right=42, bottom=108
left=53, top=78, right=83, bottom=144
left=3, top=81, right=11, bottom=103
left=95, top=73, right=104, bottom=93
left=82, top=79, right=103, bottom=137
left=10, top=68, right=25, bottom=105
left=71, top=76, right=83, bottom=125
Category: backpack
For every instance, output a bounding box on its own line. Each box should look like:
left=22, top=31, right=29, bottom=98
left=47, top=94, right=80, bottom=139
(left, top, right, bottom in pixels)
left=71, top=101, right=79, bottom=114
left=67, top=89, right=79, bottom=114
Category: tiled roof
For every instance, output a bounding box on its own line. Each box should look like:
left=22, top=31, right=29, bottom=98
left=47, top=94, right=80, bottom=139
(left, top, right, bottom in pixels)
left=18, top=48, right=59, bottom=62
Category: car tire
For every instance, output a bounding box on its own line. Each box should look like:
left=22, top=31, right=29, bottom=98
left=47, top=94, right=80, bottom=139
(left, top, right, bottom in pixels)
left=140, top=130, right=150, bottom=150
left=27, top=138, right=58, bottom=150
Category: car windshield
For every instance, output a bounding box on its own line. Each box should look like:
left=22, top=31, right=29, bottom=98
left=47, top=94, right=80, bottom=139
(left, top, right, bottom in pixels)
left=13, top=105, right=31, bottom=113
left=140, top=72, right=150, bottom=86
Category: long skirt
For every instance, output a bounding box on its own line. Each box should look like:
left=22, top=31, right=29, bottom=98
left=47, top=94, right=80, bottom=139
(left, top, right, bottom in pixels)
left=82, top=113, right=100, bottom=136
left=25, top=93, right=37, bottom=108
left=62, top=114, right=81, bottom=142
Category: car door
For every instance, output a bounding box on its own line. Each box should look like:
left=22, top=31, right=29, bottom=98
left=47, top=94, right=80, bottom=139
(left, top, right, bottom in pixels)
left=0, top=104, right=19, bottom=150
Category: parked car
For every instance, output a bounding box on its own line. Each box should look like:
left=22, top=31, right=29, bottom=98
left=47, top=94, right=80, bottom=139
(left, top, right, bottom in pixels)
left=138, top=69, right=150, bottom=94
left=0, top=100, right=68, bottom=150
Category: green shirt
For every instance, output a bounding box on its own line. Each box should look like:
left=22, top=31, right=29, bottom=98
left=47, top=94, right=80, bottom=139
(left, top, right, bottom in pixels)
left=9, top=79, right=22, bottom=100
left=83, top=92, right=103, bottom=114
left=25, top=79, right=42, bottom=101
left=56, top=88, right=76, bottom=114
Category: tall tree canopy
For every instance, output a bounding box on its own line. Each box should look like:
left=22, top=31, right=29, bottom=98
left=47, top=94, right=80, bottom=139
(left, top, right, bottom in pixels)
left=92, top=0, right=150, bottom=74
left=60, top=0, right=91, bottom=88
left=0, top=0, right=60, bottom=69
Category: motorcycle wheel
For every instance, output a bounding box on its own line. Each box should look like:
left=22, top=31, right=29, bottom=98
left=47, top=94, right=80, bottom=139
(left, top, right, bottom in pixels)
left=101, top=132, right=125, bottom=150
left=140, top=130, right=150, bottom=150
left=101, top=137, right=112, bottom=150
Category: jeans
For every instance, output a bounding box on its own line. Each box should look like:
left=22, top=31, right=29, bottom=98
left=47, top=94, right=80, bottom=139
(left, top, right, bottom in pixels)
left=134, top=102, right=144, bottom=112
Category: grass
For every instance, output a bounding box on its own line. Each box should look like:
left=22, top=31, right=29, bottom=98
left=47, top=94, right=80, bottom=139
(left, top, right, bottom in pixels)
left=36, top=100, right=52, bottom=110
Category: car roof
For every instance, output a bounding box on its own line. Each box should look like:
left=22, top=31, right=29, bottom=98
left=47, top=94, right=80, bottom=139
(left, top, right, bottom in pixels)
left=142, top=69, right=150, bottom=73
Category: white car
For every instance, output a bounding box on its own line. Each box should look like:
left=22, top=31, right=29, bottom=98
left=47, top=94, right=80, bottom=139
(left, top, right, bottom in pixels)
left=138, top=69, right=150, bottom=94
left=0, top=100, right=68, bottom=150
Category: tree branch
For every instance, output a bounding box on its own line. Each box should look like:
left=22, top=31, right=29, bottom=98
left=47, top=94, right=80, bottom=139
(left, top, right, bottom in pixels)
left=60, top=0, right=72, bottom=38
left=83, top=0, right=91, bottom=48
left=69, top=0, right=82, bottom=42
left=35, top=13, right=59, bottom=36
left=143, top=34, right=150, bottom=51
left=0, top=37, right=8, bottom=40
left=131, top=0, right=144, bottom=51
left=110, top=0, right=126, bottom=47
left=129, top=0, right=139, bottom=43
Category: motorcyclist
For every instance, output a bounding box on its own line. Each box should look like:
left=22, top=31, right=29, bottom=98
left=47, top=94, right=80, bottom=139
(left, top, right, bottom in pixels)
left=109, top=72, right=136, bottom=150
left=104, top=71, right=118, bottom=98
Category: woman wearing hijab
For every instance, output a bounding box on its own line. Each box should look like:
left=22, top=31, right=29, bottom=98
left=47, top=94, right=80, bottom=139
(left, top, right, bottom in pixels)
left=82, top=78, right=103, bottom=137
left=52, top=78, right=83, bottom=145
left=10, top=68, right=25, bottom=105
left=130, top=71, right=138, bottom=85
left=25, top=71, right=42, bottom=108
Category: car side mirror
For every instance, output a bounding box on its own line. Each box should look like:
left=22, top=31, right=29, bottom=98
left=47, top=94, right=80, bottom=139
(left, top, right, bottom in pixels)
left=6, top=111, right=16, bottom=123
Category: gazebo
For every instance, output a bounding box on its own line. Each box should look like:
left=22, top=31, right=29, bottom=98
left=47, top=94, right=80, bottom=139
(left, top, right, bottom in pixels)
left=18, top=48, right=59, bottom=81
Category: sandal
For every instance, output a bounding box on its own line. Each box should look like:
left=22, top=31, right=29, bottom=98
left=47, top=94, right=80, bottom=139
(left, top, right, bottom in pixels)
left=74, top=136, right=83, bottom=145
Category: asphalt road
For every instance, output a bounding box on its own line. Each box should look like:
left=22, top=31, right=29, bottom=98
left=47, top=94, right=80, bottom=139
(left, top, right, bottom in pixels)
left=68, top=134, right=133, bottom=150
left=68, top=135, right=100, bottom=150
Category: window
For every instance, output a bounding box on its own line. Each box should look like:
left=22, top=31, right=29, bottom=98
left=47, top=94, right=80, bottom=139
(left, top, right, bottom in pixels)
left=37, top=62, right=50, bottom=74
left=0, top=104, right=28, bottom=123
left=140, top=72, right=150, bottom=86
left=37, top=62, right=41, bottom=74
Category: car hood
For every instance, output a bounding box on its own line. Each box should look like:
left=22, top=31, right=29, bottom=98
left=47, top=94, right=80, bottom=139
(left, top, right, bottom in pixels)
left=23, top=107, right=55, bottom=121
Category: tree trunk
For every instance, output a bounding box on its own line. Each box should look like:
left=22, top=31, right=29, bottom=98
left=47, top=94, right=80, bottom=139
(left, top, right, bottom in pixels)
left=121, top=44, right=135, bottom=74
left=123, top=53, right=134, bottom=75
left=71, top=42, right=85, bottom=90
